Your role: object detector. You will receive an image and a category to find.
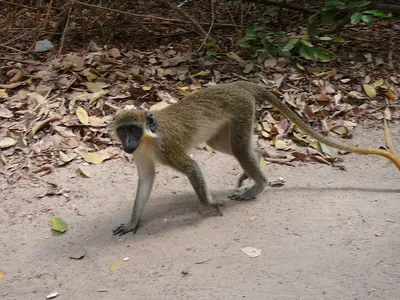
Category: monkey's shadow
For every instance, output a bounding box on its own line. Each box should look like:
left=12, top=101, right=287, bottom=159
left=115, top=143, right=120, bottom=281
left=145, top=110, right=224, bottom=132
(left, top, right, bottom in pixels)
left=63, top=184, right=400, bottom=249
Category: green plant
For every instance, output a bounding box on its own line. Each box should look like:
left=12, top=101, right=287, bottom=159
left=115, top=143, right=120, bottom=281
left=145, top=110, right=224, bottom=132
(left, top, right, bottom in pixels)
left=236, top=0, right=392, bottom=63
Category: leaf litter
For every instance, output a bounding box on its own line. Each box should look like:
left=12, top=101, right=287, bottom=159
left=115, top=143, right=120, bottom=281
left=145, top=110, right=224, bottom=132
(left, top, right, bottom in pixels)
left=0, top=36, right=399, bottom=186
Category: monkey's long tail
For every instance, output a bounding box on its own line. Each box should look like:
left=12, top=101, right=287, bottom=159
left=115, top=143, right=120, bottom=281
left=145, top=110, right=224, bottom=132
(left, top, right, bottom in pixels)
left=244, top=82, right=400, bottom=171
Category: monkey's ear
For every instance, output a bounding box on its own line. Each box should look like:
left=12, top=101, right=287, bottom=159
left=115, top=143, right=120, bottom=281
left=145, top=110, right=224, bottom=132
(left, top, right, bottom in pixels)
left=146, top=112, right=158, bottom=133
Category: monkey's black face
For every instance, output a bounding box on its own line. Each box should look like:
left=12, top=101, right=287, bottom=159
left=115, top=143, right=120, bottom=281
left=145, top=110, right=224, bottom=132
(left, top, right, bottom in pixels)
left=116, top=123, right=143, bottom=154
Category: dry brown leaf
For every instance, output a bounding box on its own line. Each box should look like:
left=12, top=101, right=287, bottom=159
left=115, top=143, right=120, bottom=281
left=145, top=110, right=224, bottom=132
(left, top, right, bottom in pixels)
left=59, top=151, right=77, bottom=163
left=0, top=137, right=17, bottom=149
left=78, top=165, right=95, bottom=177
left=331, top=125, right=348, bottom=136
left=88, top=116, right=104, bottom=126
left=149, top=101, right=170, bottom=112
left=226, top=52, right=243, bottom=62
left=0, top=108, right=13, bottom=118
left=109, top=48, right=121, bottom=58
left=385, top=88, right=398, bottom=101
left=80, top=151, right=112, bottom=164
left=264, top=57, right=277, bottom=68
left=315, top=94, right=332, bottom=102
left=348, top=91, right=364, bottom=100
left=31, top=116, right=61, bottom=136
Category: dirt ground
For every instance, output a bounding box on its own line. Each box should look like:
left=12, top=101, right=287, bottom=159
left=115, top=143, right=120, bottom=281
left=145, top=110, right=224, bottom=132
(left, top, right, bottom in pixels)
left=1, top=125, right=400, bottom=300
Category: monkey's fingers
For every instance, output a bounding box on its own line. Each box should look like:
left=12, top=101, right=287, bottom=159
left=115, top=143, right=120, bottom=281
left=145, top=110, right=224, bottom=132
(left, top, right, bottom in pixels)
left=214, top=205, right=223, bottom=216
left=112, top=222, right=138, bottom=236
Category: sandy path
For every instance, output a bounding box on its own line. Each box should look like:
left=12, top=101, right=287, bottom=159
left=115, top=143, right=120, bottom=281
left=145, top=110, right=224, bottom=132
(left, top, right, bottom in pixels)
left=1, top=126, right=399, bottom=300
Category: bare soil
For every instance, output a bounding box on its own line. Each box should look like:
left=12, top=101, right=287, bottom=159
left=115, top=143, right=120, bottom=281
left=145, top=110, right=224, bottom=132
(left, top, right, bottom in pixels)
left=1, top=125, right=400, bottom=300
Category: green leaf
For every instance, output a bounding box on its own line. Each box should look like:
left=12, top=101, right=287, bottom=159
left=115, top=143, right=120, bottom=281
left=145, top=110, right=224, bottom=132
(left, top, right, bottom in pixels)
left=319, top=36, right=333, bottom=41
left=206, top=49, right=217, bottom=57
left=299, top=44, right=315, bottom=60
left=238, top=42, right=253, bottom=49
left=300, top=40, right=313, bottom=47
left=307, top=23, right=318, bottom=37
left=251, top=26, right=265, bottom=32
left=314, top=49, right=331, bottom=62
left=282, top=38, right=299, bottom=52
left=362, top=14, right=374, bottom=26
left=207, top=39, right=217, bottom=45
left=321, top=10, right=334, bottom=25
left=364, top=10, right=392, bottom=18
left=351, top=12, right=363, bottom=24
left=349, top=0, right=370, bottom=9
left=51, top=216, right=68, bottom=233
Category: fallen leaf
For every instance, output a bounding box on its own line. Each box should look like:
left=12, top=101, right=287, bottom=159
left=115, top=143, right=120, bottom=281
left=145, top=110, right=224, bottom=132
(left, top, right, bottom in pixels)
left=241, top=247, right=262, bottom=258
left=331, top=125, right=349, bottom=136
left=0, top=108, right=13, bottom=118
left=363, top=84, right=376, bottom=98
left=348, top=91, right=364, bottom=100
left=315, top=94, right=332, bottom=102
left=0, top=270, right=3, bottom=279
left=86, top=82, right=104, bottom=93
left=109, top=48, right=121, bottom=58
left=265, top=57, right=277, bottom=68
left=46, top=292, right=58, bottom=299
left=59, top=151, right=77, bottom=163
left=109, top=261, right=122, bottom=271
left=0, top=89, right=8, bottom=98
left=69, top=245, right=87, bottom=259
left=80, top=151, right=112, bottom=164
left=373, top=78, right=384, bottom=87
left=226, top=51, right=243, bottom=62
left=51, top=216, right=68, bottom=233
left=31, top=116, right=61, bottom=136
left=269, top=177, right=285, bottom=187
left=78, top=165, right=95, bottom=177
left=275, top=139, right=291, bottom=150
left=149, top=101, right=170, bottom=112
left=0, top=137, right=17, bottom=149
left=88, top=116, right=104, bottom=125
left=76, top=107, right=89, bottom=125
left=385, top=88, right=398, bottom=101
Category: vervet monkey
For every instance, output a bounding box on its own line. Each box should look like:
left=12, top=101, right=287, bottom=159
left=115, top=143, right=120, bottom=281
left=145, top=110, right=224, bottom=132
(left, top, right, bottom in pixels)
left=113, top=81, right=399, bottom=235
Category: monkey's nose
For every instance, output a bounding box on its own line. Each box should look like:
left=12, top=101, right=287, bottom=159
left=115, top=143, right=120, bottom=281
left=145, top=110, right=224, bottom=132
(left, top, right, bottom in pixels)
left=124, top=146, right=136, bottom=154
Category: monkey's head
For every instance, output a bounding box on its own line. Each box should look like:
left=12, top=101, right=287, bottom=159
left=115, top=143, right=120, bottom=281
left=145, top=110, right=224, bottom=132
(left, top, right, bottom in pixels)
left=114, top=109, right=158, bottom=154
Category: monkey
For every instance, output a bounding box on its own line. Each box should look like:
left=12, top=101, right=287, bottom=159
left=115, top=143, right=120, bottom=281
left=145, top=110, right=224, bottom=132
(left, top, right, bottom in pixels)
left=112, top=80, right=400, bottom=235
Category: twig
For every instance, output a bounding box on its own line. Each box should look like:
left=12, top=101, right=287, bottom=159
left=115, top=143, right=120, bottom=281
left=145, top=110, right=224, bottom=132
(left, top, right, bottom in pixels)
left=0, top=44, right=24, bottom=52
left=74, top=0, right=194, bottom=24
left=158, top=0, right=207, bottom=36
left=197, top=0, right=215, bottom=52
left=243, top=0, right=315, bottom=14
left=25, top=0, right=54, bottom=53
left=264, top=157, right=295, bottom=167
left=0, top=0, right=37, bottom=9
left=58, top=7, right=71, bottom=55
left=277, top=0, right=287, bottom=29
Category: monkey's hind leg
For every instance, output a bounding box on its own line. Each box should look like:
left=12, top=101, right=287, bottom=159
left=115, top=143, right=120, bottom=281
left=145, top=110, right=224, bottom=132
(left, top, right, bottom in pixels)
left=165, top=152, right=223, bottom=216
left=229, top=119, right=268, bottom=201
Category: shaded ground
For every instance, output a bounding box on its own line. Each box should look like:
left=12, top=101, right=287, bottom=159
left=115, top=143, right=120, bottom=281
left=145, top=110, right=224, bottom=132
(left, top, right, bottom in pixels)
left=1, top=125, right=399, bottom=300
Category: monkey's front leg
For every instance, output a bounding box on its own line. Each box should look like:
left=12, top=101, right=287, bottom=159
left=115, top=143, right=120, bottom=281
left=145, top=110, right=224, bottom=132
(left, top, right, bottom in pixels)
left=113, top=156, right=156, bottom=236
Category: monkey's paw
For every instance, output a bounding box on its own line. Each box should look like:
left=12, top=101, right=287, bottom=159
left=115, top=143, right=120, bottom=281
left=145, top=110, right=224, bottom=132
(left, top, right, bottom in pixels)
left=112, top=221, right=139, bottom=236
left=228, top=188, right=256, bottom=201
